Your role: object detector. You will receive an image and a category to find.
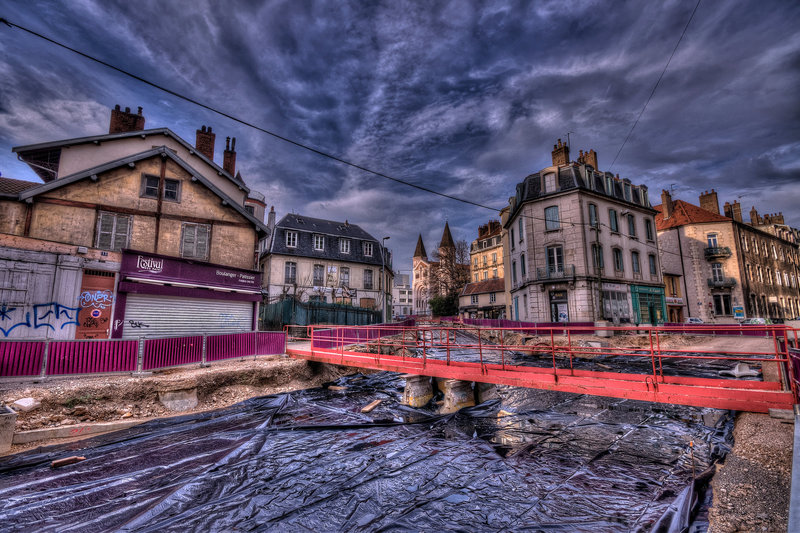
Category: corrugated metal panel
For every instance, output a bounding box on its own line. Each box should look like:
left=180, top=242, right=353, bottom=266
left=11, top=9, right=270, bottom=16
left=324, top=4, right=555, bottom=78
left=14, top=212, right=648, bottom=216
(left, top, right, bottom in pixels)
left=122, top=294, right=252, bottom=338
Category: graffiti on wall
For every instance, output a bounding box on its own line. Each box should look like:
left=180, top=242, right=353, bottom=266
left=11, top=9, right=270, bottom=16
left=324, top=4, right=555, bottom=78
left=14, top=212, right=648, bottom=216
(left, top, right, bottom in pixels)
left=0, top=302, right=81, bottom=337
left=78, top=290, right=114, bottom=309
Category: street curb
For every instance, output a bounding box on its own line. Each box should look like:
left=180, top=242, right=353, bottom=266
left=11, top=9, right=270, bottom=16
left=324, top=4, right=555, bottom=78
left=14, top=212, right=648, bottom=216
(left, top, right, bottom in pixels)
left=788, top=406, right=800, bottom=533
left=12, top=419, right=144, bottom=444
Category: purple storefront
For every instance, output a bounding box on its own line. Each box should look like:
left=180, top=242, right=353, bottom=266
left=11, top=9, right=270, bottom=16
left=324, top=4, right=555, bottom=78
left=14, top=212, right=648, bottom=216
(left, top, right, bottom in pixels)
left=111, top=251, right=262, bottom=339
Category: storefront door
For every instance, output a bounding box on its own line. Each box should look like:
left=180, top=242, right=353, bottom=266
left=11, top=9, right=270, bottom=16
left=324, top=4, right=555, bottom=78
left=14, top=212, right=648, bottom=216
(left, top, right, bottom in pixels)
left=75, top=270, right=116, bottom=339
left=550, top=290, right=568, bottom=322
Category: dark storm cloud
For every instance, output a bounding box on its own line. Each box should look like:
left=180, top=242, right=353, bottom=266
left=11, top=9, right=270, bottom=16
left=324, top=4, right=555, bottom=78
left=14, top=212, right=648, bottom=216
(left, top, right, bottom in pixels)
left=0, top=0, right=798, bottom=273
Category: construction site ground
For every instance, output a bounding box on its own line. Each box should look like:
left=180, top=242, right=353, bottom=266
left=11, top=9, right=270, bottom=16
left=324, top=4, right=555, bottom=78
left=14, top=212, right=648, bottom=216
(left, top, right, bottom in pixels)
left=0, top=333, right=794, bottom=532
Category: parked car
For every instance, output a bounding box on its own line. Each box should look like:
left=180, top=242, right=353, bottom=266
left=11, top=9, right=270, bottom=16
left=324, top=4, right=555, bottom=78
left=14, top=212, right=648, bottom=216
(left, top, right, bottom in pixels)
left=685, top=317, right=704, bottom=324
left=740, top=317, right=772, bottom=325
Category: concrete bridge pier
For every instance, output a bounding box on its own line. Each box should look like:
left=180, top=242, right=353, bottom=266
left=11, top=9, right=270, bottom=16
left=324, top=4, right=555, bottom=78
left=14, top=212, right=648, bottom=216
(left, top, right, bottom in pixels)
left=402, top=374, right=433, bottom=407
left=440, top=379, right=476, bottom=414
left=475, top=382, right=499, bottom=403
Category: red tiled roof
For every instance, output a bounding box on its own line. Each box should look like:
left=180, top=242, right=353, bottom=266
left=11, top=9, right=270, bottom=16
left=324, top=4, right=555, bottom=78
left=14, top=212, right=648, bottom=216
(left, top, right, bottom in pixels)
left=461, top=278, right=505, bottom=296
left=654, top=199, right=731, bottom=230
left=0, top=177, right=41, bottom=196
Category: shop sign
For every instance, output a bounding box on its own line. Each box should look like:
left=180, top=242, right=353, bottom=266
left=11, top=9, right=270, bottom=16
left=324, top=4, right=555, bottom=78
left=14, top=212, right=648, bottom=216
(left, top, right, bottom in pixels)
left=665, top=297, right=684, bottom=305
left=632, top=285, right=664, bottom=295
left=602, top=283, right=626, bottom=292
left=733, top=306, right=745, bottom=319
left=549, top=290, right=567, bottom=301
left=122, top=251, right=261, bottom=291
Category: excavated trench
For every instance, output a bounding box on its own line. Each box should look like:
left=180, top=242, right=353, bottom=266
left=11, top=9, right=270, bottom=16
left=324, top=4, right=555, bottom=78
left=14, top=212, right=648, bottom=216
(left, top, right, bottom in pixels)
left=0, top=370, right=732, bottom=532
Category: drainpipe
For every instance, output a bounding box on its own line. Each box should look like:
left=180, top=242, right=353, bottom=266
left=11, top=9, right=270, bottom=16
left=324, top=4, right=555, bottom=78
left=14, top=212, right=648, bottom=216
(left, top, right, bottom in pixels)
left=676, top=228, right=692, bottom=318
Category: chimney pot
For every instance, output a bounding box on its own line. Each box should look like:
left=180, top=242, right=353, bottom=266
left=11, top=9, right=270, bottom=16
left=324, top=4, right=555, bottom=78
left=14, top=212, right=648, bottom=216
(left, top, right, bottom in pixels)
left=109, top=104, right=146, bottom=134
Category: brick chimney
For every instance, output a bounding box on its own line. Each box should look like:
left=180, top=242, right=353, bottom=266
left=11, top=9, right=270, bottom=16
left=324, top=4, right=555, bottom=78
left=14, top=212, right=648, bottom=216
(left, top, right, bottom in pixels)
left=551, top=138, right=570, bottom=166
left=577, top=148, right=598, bottom=170
left=109, top=105, right=145, bottom=134
left=749, top=206, right=760, bottom=225
left=731, top=200, right=742, bottom=222
left=699, top=189, right=720, bottom=214
left=661, top=189, right=673, bottom=219
left=223, top=136, right=237, bottom=176
left=195, top=125, right=216, bottom=161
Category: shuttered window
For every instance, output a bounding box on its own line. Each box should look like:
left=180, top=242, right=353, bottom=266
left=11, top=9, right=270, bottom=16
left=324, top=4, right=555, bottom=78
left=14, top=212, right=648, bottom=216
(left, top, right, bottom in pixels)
left=96, top=211, right=131, bottom=251
left=181, top=223, right=210, bottom=260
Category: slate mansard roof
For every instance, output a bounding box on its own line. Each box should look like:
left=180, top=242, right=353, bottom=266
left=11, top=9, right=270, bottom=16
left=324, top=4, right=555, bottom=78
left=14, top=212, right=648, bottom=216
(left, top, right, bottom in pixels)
left=269, top=214, right=385, bottom=267
left=508, top=163, right=654, bottom=221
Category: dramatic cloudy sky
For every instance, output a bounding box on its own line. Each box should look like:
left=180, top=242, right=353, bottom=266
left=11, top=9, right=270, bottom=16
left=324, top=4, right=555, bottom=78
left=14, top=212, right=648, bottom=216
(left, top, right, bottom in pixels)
left=1, top=0, right=798, bottom=274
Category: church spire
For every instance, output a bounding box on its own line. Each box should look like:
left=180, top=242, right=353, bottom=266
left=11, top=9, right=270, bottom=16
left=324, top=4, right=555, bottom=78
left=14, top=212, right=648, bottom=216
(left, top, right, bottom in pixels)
left=413, top=234, right=427, bottom=259
left=439, top=222, right=455, bottom=250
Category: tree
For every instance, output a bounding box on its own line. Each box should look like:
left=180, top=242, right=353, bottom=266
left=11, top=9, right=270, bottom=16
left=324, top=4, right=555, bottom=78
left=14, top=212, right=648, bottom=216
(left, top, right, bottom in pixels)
left=429, top=292, right=459, bottom=317
left=431, top=239, right=471, bottom=298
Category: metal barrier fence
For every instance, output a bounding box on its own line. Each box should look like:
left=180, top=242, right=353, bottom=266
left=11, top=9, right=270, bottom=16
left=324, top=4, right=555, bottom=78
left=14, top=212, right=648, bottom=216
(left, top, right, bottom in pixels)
left=0, top=331, right=287, bottom=378
left=309, top=319, right=415, bottom=350
left=663, top=323, right=772, bottom=337
left=462, top=318, right=597, bottom=334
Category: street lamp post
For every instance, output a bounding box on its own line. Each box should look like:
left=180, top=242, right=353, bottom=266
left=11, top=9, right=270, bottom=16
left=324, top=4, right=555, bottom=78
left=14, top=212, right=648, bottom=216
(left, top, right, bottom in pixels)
left=380, top=236, right=390, bottom=322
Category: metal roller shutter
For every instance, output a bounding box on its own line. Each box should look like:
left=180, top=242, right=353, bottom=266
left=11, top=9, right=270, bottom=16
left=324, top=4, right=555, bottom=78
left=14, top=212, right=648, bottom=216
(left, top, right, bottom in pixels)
left=122, top=294, right=253, bottom=338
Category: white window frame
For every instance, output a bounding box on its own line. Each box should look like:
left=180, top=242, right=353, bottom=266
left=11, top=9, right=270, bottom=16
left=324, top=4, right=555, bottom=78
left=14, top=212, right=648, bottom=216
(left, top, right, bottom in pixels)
left=313, top=234, right=324, bottom=251
left=286, top=230, right=298, bottom=248
left=340, top=239, right=351, bottom=254
left=363, top=242, right=373, bottom=256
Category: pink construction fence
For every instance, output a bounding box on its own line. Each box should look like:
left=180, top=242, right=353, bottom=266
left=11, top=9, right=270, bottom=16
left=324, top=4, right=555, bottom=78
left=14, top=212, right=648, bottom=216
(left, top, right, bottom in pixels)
left=0, top=331, right=286, bottom=378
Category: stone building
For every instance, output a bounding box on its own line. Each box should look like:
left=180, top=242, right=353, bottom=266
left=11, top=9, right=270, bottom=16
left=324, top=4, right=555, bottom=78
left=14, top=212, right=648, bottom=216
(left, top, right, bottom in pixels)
left=469, top=220, right=505, bottom=283
left=392, top=273, right=413, bottom=318
left=503, top=140, right=665, bottom=324
left=260, top=214, right=393, bottom=320
left=458, top=278, right=506, bottom=319
left=412, top=223, right=470, bottom=316
left=656, top=189, right=800, bottom=322
left=0, top=105, right=269, bottom=339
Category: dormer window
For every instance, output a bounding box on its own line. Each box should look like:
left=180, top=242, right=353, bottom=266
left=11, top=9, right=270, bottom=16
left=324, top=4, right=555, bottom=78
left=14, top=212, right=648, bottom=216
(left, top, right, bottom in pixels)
left=543, top=172, right=556, bottom=193
left=313, top=234, right=324, bottom=251
left=285, top=230, right=297, bottom=248
left=340, top=238, right=351, bottom=254
left=363, top=242, right=373, bottom=256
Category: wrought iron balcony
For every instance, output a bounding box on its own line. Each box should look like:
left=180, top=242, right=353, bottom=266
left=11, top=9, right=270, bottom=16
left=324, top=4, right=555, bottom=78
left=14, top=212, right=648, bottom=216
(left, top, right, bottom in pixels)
left=707, top=277, right=736, bottom=288
left=536, top=264, right=576, bottom=281
left=705, top=246, right=732, bottom=259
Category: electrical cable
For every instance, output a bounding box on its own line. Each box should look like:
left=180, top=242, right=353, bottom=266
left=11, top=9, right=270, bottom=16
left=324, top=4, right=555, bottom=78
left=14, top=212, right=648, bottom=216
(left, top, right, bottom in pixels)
left=0, top=17, right=496, bottom=212
left=608, top=0, right=702, bottom=171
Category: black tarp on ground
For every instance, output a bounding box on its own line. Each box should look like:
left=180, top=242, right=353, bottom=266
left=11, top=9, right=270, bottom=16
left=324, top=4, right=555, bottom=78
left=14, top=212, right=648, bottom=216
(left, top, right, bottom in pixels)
left=0, top=373, right=732, bottom=532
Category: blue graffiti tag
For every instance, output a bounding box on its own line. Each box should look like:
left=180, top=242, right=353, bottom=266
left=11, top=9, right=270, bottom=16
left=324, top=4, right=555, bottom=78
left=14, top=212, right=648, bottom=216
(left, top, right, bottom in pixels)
left=0, top=312, right=31, bottom=337
left=79, top=290, right=114, bottom=310
left=0, top=305, right=17, bottom=321
left=33, top=303, right=80, bottom=331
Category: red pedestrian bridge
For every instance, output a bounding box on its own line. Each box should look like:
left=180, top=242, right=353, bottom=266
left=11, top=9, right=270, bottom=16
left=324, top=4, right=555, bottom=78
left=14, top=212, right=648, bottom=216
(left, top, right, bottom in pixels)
left=286, top=322, right=800, bottom=414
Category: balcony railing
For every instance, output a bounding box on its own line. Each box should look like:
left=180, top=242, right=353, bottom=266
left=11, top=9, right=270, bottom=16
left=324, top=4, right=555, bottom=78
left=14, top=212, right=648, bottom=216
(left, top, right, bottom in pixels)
left=536, top=264, right=576, bottom=281
left=707, top=277, right=736, bottom=288
left=705, top=246, right=732, bottom=259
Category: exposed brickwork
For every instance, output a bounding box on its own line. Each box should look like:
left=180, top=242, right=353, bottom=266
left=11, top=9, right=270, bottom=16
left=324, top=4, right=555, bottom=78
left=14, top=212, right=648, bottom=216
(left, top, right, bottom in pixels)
left=195, top=125, right=216, bottom=161
left=109, top=105, right=145, bottom=134
left=699, top=189, right=720, bottom=215
left=223, top=137, right=237, bottom=176
left=551, top=138, right=570, bottom=166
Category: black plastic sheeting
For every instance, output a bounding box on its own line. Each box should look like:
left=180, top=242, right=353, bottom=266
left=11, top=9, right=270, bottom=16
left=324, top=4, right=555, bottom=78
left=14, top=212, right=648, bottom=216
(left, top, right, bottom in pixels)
left=0, top=372, right=733, bottom=532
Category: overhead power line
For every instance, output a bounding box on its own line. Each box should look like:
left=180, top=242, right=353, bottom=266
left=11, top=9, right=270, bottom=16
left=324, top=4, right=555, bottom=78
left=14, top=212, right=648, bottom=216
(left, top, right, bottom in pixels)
left=608, top=0, right=702, bottom=171
left=0, top=17, right=498, bottom=213
left=0, top=16, right=694, bottom=260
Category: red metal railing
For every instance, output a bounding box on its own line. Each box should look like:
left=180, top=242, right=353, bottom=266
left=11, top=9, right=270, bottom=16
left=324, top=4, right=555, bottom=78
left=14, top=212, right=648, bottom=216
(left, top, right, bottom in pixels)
left=286, top=323, right=799, bottom=413
left=47, top=339, right=138, bottom=375
left=0, top=340, right=45, bottom=377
